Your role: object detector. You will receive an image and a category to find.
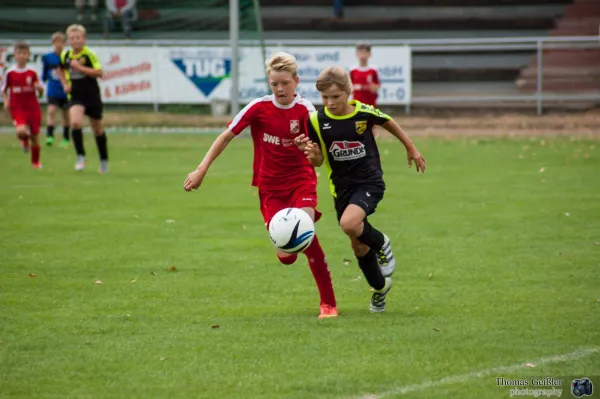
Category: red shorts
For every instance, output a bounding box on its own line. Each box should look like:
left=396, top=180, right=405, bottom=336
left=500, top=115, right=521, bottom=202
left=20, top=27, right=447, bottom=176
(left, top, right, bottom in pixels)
left=11, top=110, right=41, bottom=135
left=259, top=185, right=322, bottom=228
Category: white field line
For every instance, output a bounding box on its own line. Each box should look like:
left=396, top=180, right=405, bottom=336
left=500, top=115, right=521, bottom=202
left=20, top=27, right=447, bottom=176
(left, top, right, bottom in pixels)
left=355, top=347, right=600, bottom=399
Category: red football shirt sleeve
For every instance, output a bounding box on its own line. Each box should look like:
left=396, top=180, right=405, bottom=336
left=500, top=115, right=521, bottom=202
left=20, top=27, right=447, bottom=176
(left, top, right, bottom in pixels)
left=228, top=98, right=261, bottom=135
left=299, top=98, right=316, bottom=114
left=372, top=68, right=380, bottom=85
left=350, top=69, right=360, bottom=91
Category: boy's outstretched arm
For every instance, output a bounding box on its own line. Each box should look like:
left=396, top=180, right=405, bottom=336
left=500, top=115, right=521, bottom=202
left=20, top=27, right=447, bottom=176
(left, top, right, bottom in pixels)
left=382, top=119, right=426, bottom=173
left=184, top=129, right=236, bottom=191
left=2, top=92, right=9, bottom=111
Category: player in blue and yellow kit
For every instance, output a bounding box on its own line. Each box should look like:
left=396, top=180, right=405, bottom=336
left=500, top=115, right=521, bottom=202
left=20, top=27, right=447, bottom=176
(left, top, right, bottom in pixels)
left=41, top=32, right=70, bottom=147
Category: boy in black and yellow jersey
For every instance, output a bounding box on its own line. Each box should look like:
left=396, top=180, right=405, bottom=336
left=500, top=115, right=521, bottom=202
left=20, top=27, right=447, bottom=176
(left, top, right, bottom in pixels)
left=58, top=24, right=109, bottom=173
left=295, top=66, right=426, bottom=313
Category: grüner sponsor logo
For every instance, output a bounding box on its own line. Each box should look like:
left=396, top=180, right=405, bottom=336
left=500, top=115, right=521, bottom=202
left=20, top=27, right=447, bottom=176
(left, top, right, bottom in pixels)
left=329, top=141, right=366, bottom=161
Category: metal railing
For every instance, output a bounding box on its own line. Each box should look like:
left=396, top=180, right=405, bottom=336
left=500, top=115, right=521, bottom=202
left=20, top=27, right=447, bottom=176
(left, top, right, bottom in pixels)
left=2, top=35, right=599, bottom=114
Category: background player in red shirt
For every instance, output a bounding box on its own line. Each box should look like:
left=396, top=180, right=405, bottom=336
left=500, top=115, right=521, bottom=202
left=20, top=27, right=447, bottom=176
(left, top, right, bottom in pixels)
left=1, top=41, right=44, bottom=168
left=349, top=42, right=380, bottom=108
left=183, top=52, right=338, bottom=319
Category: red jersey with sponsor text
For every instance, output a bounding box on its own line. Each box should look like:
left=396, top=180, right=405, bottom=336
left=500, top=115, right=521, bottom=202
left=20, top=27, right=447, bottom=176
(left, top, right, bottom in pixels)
left=228, top=94, right=316, bottom=191
left=1, top=66, right=40, bottom=112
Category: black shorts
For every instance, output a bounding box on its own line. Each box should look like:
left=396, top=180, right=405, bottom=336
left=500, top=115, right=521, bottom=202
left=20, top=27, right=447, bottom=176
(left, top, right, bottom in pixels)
left=47, top=96, right=69, bottom=109
left=334, top=185, right=385, bottom=222
left=70, top=98, right=103, bottom=120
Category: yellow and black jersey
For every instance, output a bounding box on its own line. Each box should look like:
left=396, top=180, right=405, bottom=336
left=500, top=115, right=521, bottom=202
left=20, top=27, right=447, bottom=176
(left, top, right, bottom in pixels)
left=60, top=46, right=102, bottom=103
left=307, top=100, right=392, bottom=198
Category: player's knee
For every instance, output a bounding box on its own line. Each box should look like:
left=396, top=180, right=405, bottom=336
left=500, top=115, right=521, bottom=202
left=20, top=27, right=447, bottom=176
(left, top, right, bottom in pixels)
left=90, top=122, right=104, bottom=136
left=277, top=252, right=298, bottom=265
left=300, top=207, right=315, bottom=221
left=15, top=126, right=27, bottom=139
left=339, top=217, right=361, bottom=237
left=71, top=121, right=83, bottom=129
left=30, top=135, right=40, bottom=146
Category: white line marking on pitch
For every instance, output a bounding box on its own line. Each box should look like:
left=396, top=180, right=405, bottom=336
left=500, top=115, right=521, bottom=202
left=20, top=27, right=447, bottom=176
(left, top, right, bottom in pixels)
left=356, top=347, right=600, bottom=399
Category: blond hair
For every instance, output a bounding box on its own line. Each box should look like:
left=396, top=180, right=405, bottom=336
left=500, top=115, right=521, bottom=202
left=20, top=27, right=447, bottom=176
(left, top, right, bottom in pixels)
left=265, top=51, right=298, bottom=78
left=51, top=31, right=66, bottom=42
left=66, top=24, right=86, bottom=36
left=316, top=66, right=352, bottom=95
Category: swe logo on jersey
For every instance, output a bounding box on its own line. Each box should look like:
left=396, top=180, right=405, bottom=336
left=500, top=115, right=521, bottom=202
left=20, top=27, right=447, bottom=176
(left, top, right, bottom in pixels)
left=171, top=57, right=231, bottom=97
left=329, top=141, right=366, bottom=161
left=263, top=133, right=294, bottom=147
left=264, top=133, right=281, bottom=145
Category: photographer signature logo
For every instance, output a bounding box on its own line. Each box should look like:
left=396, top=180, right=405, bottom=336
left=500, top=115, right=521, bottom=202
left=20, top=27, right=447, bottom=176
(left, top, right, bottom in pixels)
left=571, top=377, right=593, bottom=397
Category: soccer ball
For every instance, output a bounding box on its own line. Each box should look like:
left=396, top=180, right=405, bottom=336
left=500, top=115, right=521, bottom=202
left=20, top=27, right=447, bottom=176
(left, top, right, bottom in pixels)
left=268, top=208, right=315, bottom=254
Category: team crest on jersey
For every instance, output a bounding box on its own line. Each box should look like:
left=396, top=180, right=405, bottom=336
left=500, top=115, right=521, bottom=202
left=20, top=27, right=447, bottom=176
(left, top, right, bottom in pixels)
left=355, top=120, right=367, bottom=135
left=26, top=76, right=32, bottom=85
left=290, top=119, right=300, bottom=134
left=79, top=57, right=87, bottom=65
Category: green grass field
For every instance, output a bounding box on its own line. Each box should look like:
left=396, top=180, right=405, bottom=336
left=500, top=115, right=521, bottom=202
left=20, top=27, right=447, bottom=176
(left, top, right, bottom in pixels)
left=1, top=132, right=599, bottom=399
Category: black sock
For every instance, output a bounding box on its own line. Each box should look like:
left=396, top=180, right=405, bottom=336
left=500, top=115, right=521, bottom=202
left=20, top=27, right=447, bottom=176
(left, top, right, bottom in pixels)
left=63, top=126, right=70, bottom=141
left=357, top=220, right=385, bottom=251
left=46, top=125, right=55, bottom=138
left=357, top=250, right=385, bottom=290
left=72, top=128, right=85, bottom=156
left=95, top=132, right=108, bottom=161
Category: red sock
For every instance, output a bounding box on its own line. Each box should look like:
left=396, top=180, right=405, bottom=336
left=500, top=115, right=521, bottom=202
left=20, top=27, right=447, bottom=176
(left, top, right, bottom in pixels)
left=21, top=137, right=29, bottom=149
left=303, top=235, right=336, bottom=307
left=31, top=145, right=40, bottom=164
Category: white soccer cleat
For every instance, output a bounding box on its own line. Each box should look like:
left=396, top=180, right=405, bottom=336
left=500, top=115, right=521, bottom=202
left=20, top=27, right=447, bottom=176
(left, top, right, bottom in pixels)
left=75, top=155, right=86, bottom=171
left=377, top=234, right=396, bottom=277
left=370, top=277, right=392, bottom=313
left=99, top=160, right=109, bottom=174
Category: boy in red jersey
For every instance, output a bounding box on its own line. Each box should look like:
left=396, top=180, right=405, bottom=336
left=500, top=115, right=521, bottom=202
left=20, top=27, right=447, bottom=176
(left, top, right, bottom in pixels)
left=349, top=42, right=380, bottom=108
left=1, top=41, right=44, bottom=168
left=184, top=52, right=338, bottom=319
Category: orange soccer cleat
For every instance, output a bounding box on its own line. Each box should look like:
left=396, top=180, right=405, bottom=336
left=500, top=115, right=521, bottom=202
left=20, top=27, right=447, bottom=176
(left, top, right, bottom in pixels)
left=318, top=304, right=338, bottom=319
